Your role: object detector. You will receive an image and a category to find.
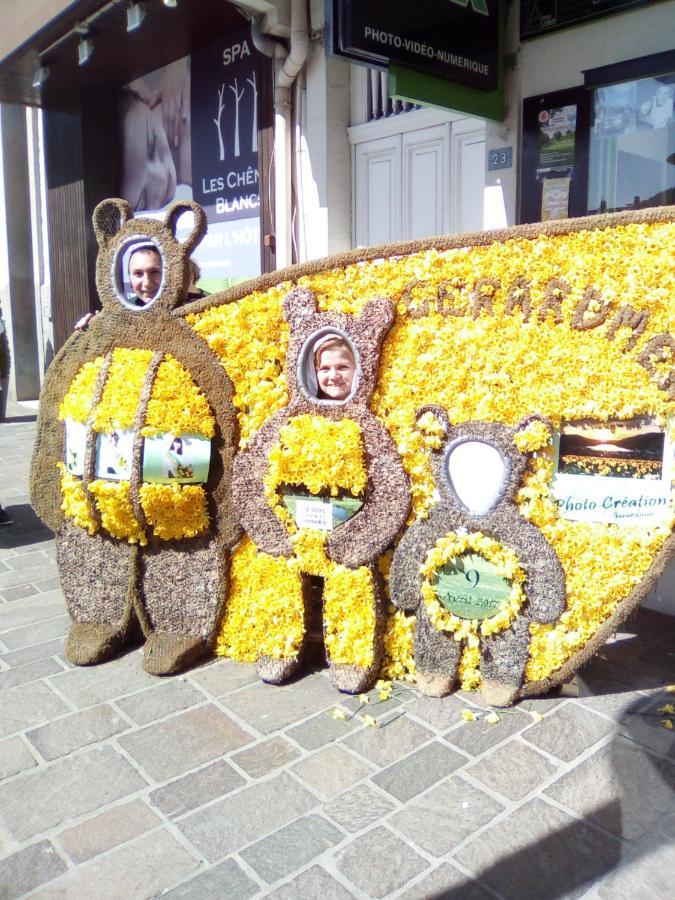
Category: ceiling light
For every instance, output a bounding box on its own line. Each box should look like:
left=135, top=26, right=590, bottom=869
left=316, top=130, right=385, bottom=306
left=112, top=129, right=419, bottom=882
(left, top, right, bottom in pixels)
left=77, top=37, right=94, bottom=65
left=32, top=65, right=50, bottom=88
left=163, top=0, right=178, bottom=7
left=126, top=3, right=146, bottom=32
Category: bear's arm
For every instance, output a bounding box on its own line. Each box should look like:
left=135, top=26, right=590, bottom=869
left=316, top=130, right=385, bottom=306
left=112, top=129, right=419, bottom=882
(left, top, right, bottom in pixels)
left=389, top=507, right=454, bottom=610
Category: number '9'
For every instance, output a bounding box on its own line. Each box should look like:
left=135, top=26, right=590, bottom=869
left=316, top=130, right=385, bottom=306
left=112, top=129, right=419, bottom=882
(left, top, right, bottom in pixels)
left=465, top=569, right=480, bottom=589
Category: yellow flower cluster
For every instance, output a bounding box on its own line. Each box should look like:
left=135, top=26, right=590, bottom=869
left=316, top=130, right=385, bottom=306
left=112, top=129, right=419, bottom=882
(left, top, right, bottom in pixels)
left=58, top=464, right=97, bottom=533
left=58, top=358, right=104, bottom=424
left=88, top=480, right=146, bottom=544
left=513, top=419, right=552, bottom=453
left=141, top=354, right=216, bottom=439
left=139, top=483, right=210, bottom=540
left=92, top=348, right=153, bottom=432
left=324, top=565, right=376, bottom=667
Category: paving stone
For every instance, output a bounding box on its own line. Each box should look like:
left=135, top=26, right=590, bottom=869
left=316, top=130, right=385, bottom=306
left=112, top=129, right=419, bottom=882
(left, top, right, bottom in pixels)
left=35, top=575, right=65, bottom=593
left=521, top=702, right=615, bottom=762
left=0, top=592, right=65, bottom=632
left=577, top=682, right=652, bottom=721
left=0, top=655, right=64, bottom=690
left=159, top=859, right=259, bottom=899
left=323, top=783, right=396, bottom=833
left=30, top=828, right=198, bottom=900
left=5, top=551, right=58, bottom=571
left=0, top=735, right=37, bottom=779
left=445, top=706, right=532, bottom=756
left=389, top=776, right=504, bottom=857
left=617, top=695, right=675, bottom=758
left=454, top=798, right=623, bottom=900
left=0, top=840, right=67, bottom=899
left=342, top=713, right=433, bottom=767
left=232, top=736, right=300, bottom=778
left=0, top=583, right=38, bottom=601
left=0, top=566, right=57, bottom=589
left=372, top=740, right=465, bottom=803
left=221, top=672, right=338, bottom=734
left=285, top=709, right=359, bottom=750
left=291, top=744, right=372, bottom=800
left=597, top=832, right=675, bottom=899
left=401, top=862, right=496, bottom=900
left=544, top=735, right=675, bottom=842
left=405, top=693, right=468, bottom=731
left=47, top=653, right=158, bottom=708
left=0, top=637, right=69, bottom=668
left=2, top=614, right=70, bottom=651
left=335, top=825, right=429, bottom=897
left=240, top=814, right=344, bottom=882
left=119, top=704, right=253, bottom=782
left=188, top=658, right=259, bottom=696
left=1, top=680, right=71, bottom=739
left=58, top=799, right=161, bottom=864
left=265, top=865, right=354, bottom=900
left=467, top=739, right=560, bottom=801
left=115, top=679, right=205, bottom=726
left=150, top=759, right=246, bottom=818
left=0, top=745, right=147, bottom=841
left=178, top=772, right=317, bottom=861
left=26, top=704, right=128, bottom=761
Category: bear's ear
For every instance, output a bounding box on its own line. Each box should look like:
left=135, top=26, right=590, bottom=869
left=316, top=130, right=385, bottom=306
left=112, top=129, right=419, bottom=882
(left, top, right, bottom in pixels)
left=361, top=296, right=395, bottom=333
left=283, top=287, right=318, bottom=324
left=513, top=414, right=554, bottom=452
left=92, top=199, right=132, bottom=249
left=165, top=201, right=207, bottom=253
left=415, top=404, right=451, bottom=449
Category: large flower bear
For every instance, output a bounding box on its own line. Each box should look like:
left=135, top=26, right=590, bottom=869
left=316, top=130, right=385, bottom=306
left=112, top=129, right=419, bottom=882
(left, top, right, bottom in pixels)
left=232, top=287, right=410, bottom=693
left=30, top=199, right=239, bottom=674
left=391, top=407, right=566, bottom=707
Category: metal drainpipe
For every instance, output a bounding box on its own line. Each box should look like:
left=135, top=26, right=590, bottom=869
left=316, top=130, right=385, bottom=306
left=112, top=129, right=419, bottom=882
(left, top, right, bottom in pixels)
left=250, top=0, right=308, bottom=270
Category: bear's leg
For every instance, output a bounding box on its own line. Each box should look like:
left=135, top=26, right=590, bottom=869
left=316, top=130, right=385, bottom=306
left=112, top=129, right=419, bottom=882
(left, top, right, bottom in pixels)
left=414, top=603, right=462, bottom=697
left=479, top=616, right=531, bottom=707
left=140, top=535, right=227, bottom=675
left=56, top=521, right=135, bottom=666
left=323, top=564, right=383, bottom=694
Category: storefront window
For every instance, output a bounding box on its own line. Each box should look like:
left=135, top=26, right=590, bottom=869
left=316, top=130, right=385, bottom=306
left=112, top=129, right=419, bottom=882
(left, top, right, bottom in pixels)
left=588, top=74, right=675, bottom=214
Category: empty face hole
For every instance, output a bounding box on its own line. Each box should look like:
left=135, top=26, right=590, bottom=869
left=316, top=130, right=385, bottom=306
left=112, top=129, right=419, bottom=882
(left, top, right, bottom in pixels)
left=446, top=441, right=507, bottom=515
left=298, top=328, right=359, bottom=403
left=114, top=239, right=166, bottom=310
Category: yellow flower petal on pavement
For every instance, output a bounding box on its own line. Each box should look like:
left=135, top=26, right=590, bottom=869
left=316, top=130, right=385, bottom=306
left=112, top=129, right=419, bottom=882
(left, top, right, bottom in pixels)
left=530, top=711, right=545, bottom=722
left=658, top=704, right=675, bottom=715
left=461, top=709, right=477, bottom=722
left=332, top=708, right=347, bottom=721
left=361, top=714, right=378, bottom=727
left=662, top=719, right=673, bottom=730
left=359, top=694, right=370, bottom=705
left=485, top=711, right=501, bottom=725
left=665, top=685, right=675, bottom=694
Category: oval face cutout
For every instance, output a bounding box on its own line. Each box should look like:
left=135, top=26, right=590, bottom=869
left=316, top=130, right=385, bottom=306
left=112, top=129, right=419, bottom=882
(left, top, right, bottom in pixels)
left=114, top=239, right=165, bottom=310
left=446, top=441, right=506, bottom=514
left=297, top=328, right=360, bottom=404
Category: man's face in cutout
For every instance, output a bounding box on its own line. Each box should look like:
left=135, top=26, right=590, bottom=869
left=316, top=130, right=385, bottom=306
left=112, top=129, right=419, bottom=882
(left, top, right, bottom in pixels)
left=129, top=248, right=162, bottom=304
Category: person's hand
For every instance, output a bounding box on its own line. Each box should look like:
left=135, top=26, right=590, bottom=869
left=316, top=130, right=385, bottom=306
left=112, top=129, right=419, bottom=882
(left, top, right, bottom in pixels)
left=74, top=313, right=94, bottom=331
left=132, top=60, right=190, bottom=149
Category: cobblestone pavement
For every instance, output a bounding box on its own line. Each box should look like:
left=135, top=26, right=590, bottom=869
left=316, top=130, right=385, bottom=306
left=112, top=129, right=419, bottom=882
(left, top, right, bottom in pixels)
left=1, top=406, right=674, bottom=899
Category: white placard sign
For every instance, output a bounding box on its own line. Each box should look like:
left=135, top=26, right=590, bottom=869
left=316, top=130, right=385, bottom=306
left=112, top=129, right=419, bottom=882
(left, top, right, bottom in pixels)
left=295, top=499, right=334, bottom=531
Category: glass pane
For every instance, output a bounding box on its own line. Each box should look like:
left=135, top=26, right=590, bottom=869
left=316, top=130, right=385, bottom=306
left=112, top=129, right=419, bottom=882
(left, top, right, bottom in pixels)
left=588, top=75, right=675, bottom=214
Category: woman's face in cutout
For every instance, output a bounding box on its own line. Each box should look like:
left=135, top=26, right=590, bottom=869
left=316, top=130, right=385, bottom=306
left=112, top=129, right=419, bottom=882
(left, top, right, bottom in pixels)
left=316, top=347, right=356, bottom=400
left=121, top=97, right=176, bottom=211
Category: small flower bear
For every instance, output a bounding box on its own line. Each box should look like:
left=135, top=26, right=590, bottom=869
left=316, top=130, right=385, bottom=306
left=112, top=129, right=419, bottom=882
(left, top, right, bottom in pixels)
left=30, top=199, right=239, bottom=675
left=232, top=287, right=410, bottom=693
left=390, top=406, right=566, bottom=707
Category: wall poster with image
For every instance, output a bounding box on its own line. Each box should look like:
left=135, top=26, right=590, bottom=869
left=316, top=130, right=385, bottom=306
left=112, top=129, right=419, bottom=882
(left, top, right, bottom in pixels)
left=142, top=433, right=211, bottom=484
left=64, top=419, right=88, bottom=477
left=95, top=430, right=135, bottom=481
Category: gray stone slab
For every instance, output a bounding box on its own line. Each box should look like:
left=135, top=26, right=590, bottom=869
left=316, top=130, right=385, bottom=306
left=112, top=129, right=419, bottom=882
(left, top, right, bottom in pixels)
left=0, top=566, right=57, bottom=589
left=597, top=832, right=675, bottom=900
left=401, top=862, right=496, bottom=900
left=265, top=865, right=354, bottom=900
left=1, top=680, right=71, bottom=739
left=2, top=614, right=70, bottom=651
left=159, top=859, right=259, bottom=900
left=291, top=744, right=372, bottom=800
left=577, top=682, right=652, bottom=721
left=467, top=739, right=560, bottom=801
left=30, top=828, right=198, bottom=900
left=521, top=702, right=616, bottom=762
left=0, top=735, right=37, bottom=779
left=240, top=813, right=344, bottom=882
left=285, top=708, right=360, bottom=750
left=454, top=797, right=623, bottom=900
left=150, top=759, right=246, bottom=818
left=119, top=704, right=253, bottom=783
left=0, top=840, right=67, bottom=899
left=188, top=658, right=259, bottom=696
left=544, top=735, right=675, bottom=842
left=617, top=696, right=675, bottom=758
left=1, top=583, right=38, bottom=601
left=323, top=783, right=396, bottom=833
left=115, top=679, right=205, bottom=726
left=0, top=745, right=147, bottom=841
left=26, top=704, right=127, bottom=761
left=405, top=693, right=469, bottom=731
left=0, top=655, right=64, bottom=690
left=47, top=653, right=158, bottom=708
left=341, top=713, right=434, bottom=767
left=178, top=772, right=317, bottom=861
left=0, top=592, right=64, bottom=631
left=335, top=825, right=429, bottom=897
left=232, top=736, right=300, bottom=778
left=389, top=776, right=504, bottom=857
left=445, top=706, right=532, bottom=756
left=35, top=575, right=64, bottom=593
left=58, top=799, right=161, bottom=864
left=372, top=740, right=466, bottom=803
left=5, top=551, right=57, bottom=571
left=221, top=672, right=338, bottom=735
left=0, top=637, right=68, bottom=668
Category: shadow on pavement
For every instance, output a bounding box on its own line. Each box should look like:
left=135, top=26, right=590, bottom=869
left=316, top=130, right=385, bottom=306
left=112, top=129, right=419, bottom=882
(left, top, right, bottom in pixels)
left=0, top=503, right=53, bottom=549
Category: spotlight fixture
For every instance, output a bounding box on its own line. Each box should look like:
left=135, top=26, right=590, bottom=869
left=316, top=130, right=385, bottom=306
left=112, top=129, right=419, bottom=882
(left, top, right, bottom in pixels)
left=32, top=65, right=50, bottom=88
left=163, top=0, right=178, bottom=7
left=77, top=37, right=94, bottom=66
left=126, top=3, right=146, bottom=32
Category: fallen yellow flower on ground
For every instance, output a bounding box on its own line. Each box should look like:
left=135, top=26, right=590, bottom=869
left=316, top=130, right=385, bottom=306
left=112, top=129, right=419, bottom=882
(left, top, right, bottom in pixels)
left=332, top=708, right=347, bottom=721
left=657, top=703, right=675, bottom=715
left=361, top=714, right=378, bottom=727
left=485, top=711, right=501, bottom=725
left=461, top=709, right=477, bottom=722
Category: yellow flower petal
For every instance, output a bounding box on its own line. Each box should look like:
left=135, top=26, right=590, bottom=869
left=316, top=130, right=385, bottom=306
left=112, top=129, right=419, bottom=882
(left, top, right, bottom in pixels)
left=461, top=709, right=477, bottom=722
left=361, top=714, right=378, bottom=728
left=485, top=711, right=500, bottom=725
left=332, top=708, right=347, bottom=721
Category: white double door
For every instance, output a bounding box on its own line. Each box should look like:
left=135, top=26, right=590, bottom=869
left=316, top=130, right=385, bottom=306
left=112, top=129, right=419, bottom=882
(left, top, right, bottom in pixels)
left=350, top=109, right=486, bottom=247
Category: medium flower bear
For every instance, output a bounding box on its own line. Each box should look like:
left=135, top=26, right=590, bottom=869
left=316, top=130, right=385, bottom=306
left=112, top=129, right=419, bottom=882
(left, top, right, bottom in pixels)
left=30, top=199, right=239, bottom=674
left=232, top=286, right=410, bottom=693
left=390, top=406, right=566, bottom=707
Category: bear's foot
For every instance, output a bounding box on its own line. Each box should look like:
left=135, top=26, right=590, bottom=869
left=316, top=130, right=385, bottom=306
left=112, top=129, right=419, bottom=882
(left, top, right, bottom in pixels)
left=481, top=679, right=519, bottom=708
left=416, top=670, right=455, bottom=697
left=257, top=655, right=301, bottom=685
left=329, top=663, right=376, bottom=694
left=66, top=622, right=127, bottom=666
left=143, top=633, right=210, bottom=676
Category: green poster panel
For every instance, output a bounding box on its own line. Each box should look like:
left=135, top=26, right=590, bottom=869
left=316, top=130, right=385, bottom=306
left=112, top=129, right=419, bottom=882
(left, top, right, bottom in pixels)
left=433, top=553, right=512, bottom=619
